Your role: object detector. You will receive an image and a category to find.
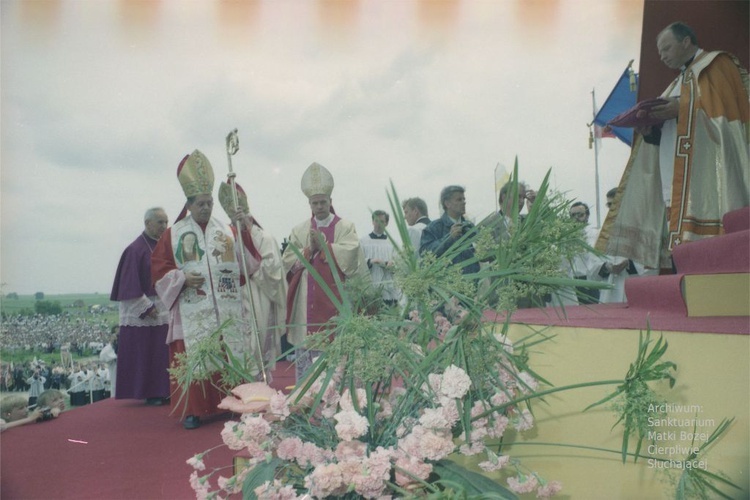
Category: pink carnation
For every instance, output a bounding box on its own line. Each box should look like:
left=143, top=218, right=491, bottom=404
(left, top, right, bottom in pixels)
left=488, top=414, right=510, bottom=439
left=322, top=383, right=341, bottom=412
left=353, top=470, right=387, bottom=499
left=513, top=408, right=535, bottom=432
left=419, top=429, right=456, bottom=461
left=188, top=471, right=210, bottom=498
left=221, top=421, right=246, bottom=450
left=300, top=442, right=332, bottom=467
left=365, top=446, right=394, bottom=478
left=334, top=410, right=369, bottom=441
left=217, top=475, right=241, bottom=495
left=497, top=367, right=517, bottom=387
left=335, top=440, right=367, bottom=461
left=394, top=455, right=432, bottom=487
left=396, top=416, right=418, bottom=438
left=186, top=453, right=206, bottom=471
left=245, top=440, right=265, bottom=459
left=254, top=479, right=301, bottom=499
left=490, top=390, right=512, bottom=407
left=477, top=451, right=510, bottom=472
left=376, top=399, right=393, bottom=420
left=425, top=374, right=442, bottom=397
left=518, top=371, right=539, bottom=393
left=339, top=388, right=368, bottom=412
left=536, top=480, right=563, bottom=498
left=419, top=407, right=451, bottom=431
left=440, top=365, right=471, bottom=399
left=434, top=313, right=452, bottom=337
left=269, top=393, right=290, bottom=420
left=338, top=459, right=362, bottom=487
left=458, top=440, right=486, bottom=456
left=276, top=437, right=304, bottom=461
left=240, top=414, right=272, bottom=442
left=398, top=428, right=423, bottom=458
left=306, top=463, right=346, bottom=498
left=438, top=398, right=460, bottom=426
left=507, top=474, right=539, bottom=494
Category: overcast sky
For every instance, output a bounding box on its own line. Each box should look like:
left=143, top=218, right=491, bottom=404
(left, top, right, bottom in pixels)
left=1, top=0, right=643, bottom=295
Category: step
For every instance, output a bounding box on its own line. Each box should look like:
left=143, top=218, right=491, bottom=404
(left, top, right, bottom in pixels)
left=682, top=273, right=750, bottom=317
left=625, top=274, right=687, bottom=314
left=673, top=229, right=750, bottom=275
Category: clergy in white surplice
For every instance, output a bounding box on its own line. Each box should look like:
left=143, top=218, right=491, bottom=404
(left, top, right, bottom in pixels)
left=360, top=210, right=401, bottom=306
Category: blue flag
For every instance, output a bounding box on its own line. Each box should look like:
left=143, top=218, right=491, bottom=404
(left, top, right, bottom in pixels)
left=594, top=66, right=638, bottom=146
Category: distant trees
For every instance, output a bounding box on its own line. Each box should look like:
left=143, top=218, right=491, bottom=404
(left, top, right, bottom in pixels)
left=5, top=292, right=18, bottom=300
left=34, top=300, right=62, bottom=315
left=35, top=292, right=45, bottom=300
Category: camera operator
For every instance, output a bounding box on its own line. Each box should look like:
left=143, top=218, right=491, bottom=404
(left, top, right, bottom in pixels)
left=26, top=368, right=46, bottom=408
left=0, top=394, right=44, bottom=432
left=420, top=185, right=479, bottom=275
left=37, top=389, right=66, bottom=415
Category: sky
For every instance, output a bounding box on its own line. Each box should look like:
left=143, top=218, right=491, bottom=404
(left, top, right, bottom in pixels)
left=1, top=0, right=644, bottom=295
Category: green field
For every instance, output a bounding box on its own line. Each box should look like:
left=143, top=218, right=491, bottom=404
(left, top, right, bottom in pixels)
left=1, top=293, right=116, bottom=319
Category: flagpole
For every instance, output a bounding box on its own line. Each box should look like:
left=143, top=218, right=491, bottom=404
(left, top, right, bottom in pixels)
left=494, top=162, right=500, bottom=214
left=591, top=88, right=602, bottom=228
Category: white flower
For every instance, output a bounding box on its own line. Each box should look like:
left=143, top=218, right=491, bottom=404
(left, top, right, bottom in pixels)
left=334, top=410, right=369, bottom=441
left=439, top=365, right=472, bottom=399
left=419, top=407, right=451, bottom=430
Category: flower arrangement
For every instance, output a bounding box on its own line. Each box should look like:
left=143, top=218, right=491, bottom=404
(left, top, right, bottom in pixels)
left=196, top=334, right=562, bottom=499
left=179, top=166, right=741, bottom=499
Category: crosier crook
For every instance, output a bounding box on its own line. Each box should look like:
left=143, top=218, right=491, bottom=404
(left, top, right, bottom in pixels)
left=225, top=128, right=267, bottom=384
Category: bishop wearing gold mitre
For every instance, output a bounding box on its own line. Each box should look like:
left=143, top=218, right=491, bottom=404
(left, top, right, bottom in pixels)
left=281, top=162, right=367, bottom=381
left=151, top=150, right=262, bottom=430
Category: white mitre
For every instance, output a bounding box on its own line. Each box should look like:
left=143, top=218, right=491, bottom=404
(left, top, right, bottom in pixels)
left=301, top=162, right=334, bottom=198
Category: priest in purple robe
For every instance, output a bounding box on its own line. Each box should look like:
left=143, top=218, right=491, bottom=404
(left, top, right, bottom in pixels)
left=110, top=207, right=171, bottom=405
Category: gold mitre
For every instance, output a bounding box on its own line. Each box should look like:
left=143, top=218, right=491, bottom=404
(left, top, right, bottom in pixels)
left=301, top=162, right=334, bottom=198
left=218, top=180, right=250, bottom=218
left=177, top=150, right=215, bottom=198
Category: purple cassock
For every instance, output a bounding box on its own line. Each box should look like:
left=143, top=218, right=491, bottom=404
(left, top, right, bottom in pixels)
left=110, top=232, right=170, bottom=400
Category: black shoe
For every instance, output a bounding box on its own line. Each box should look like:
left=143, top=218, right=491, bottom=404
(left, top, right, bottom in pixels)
left=183, top=415, right=201, bottom=430
left=145, top=398, right=165, bottom=406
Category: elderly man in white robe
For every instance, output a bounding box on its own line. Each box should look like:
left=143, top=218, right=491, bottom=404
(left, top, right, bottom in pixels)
left=218, top=179, right=287, bottom=383
left=282, top=162, right=365, bottom=382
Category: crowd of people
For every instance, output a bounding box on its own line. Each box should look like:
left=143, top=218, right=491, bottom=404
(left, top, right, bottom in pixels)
left=0, top=314, right=111, bottom=354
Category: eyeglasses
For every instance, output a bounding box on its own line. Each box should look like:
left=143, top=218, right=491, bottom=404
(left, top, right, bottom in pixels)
left=570, top=212, right=588, bottom=219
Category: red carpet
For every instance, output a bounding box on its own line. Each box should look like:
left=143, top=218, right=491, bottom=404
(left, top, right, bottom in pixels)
left=0, top=361, right=295, bottom=500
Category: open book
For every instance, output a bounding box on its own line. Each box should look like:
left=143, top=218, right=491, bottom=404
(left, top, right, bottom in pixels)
left=607, top=98, right=670, bottom=128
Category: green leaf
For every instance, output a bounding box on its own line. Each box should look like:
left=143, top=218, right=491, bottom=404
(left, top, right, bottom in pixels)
left=432, top=460, right=518, bottom=499
left=242, top=457, right=283, bottom=500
